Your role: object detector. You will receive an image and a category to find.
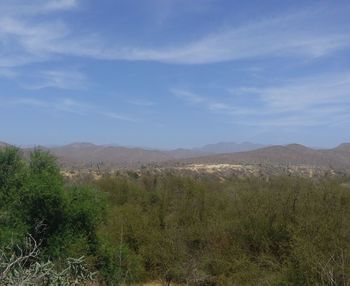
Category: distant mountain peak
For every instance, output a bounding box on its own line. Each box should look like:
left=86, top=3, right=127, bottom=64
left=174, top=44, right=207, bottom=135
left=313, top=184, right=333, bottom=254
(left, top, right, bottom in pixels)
left=285, top=144, right=311, bottom=151
left=335, top=143, right=350, bottom=151
left=63, top=142, right=97, bottom=148
left=0, top=141, right=9, bottom=148
left=197, top=142, right=266, bottom=154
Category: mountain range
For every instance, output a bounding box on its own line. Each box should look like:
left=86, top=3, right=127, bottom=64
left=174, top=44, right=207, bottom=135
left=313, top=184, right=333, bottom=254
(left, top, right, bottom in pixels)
left=42, top=141, right=265, bottom=168
left=1, top=141, right=350, bottom=172
left=183, top=143, right=350, bottom=171
left=194, top=142, right=266, bottom=153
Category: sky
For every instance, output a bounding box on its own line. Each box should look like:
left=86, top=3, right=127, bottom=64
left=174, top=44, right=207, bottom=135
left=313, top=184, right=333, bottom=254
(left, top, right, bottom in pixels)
left=0, top=0, right=350, bottom=149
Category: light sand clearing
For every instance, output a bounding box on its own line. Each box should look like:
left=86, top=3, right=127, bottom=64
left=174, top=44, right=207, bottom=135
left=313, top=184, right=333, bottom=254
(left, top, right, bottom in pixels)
left=132, top=283, right=179, bottom=286
left=176, top=163, right=255, bottom=173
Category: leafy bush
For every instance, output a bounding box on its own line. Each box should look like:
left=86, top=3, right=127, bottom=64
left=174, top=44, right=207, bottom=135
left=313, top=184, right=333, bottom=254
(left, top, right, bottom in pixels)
left=94, top=174, right=350, bottom=285
left=0, top=147, right=106, bottom=280
left=2, top=146, right=350, bottom=285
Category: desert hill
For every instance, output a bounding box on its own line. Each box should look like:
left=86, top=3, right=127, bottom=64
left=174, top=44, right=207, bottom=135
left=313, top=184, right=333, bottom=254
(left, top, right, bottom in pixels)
left=195, top=142, right=266, bottom=153
left=334, top=143, right=350, bottom=152
left=0, top=141, right=9, bottom=148
left=0, top=141, right=264, bottom=168
left=48, top=143, right=173, bottom=168
left=1, top=141, right=350, bottom=173
left=182, top=143, right=350, bottom=172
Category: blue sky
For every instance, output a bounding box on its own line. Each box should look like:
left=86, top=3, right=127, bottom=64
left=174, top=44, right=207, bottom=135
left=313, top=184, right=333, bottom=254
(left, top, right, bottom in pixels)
left=0, top=0, right=350, bottom=148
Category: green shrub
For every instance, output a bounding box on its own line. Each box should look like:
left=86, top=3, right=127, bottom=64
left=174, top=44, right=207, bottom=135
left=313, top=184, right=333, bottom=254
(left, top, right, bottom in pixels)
left=2, top=147, right=350, bottom=285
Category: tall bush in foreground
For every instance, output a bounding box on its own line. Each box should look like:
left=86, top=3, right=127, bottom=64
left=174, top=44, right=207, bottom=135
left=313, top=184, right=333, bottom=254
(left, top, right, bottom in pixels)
left=0, top=147, right=106, bottom=269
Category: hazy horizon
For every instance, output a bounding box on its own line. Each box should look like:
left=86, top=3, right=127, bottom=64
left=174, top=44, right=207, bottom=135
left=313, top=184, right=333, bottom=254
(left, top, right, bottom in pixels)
left=1, top=0, right=350, bottom=149
left=2, top=139, right=348, bottom=151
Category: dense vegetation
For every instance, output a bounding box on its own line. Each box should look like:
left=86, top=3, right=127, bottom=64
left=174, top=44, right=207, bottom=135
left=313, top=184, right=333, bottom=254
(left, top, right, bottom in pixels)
left=1, top=147, right=350, bottom=285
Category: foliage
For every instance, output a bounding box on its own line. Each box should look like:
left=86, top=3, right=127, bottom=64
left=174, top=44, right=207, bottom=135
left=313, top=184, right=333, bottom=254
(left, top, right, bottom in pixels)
left=0, top=147, right=104, bottom=283
left=94, top=174, right=350, bottom=285
left=2, top=146, right=350, bottom=285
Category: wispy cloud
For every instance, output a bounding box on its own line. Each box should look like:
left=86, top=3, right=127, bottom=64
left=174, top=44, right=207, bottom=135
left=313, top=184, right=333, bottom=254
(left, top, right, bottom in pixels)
left=1, top=2, right=349, bottom=68
left=120, top=9, right=350, bottom=64
left=42, top=0, right=78, bottom=12
left=100, top=111, right=136, bottom=122
left=173, top=72, right=350, bottom=127
left=0, top=0, right=78, bottom=16
left=231, top=73, right=350, bottom=113
left=52, top=14, right=350, bottom=64
left=171, top=89, right=205, bottom=104
left=22, top=69, right=87, bottom=90
left=0, top=1, right=75, bottom=73
left=0, top=68, right=16, bottom=78
left=10, top=98, right=49, bottom=108
left=1, top=97, right=136, bottom=122
left=125, top=99, right=155, bottom=107
left=171, top=88, right=249, bottom=115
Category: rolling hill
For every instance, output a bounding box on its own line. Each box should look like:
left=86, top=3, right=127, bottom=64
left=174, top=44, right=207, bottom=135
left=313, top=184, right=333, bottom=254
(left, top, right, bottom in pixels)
left=195, top=142, right=266, bottom=153
left=48, top=143, right=173, bottom=168
left=183, top=144, right=350, bottom=171
left=0, top=141, right=9, bottom=148
left=1, top=141, right=350, bottom=172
